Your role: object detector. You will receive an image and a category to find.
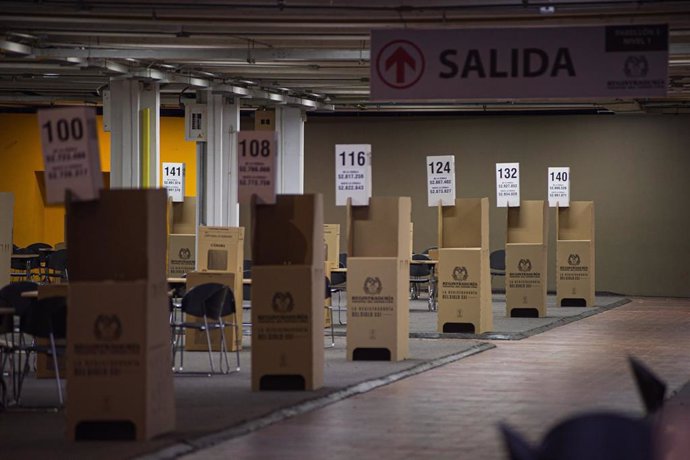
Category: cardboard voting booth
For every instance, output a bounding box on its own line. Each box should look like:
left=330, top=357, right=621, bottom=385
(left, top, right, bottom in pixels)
left=436, top=198, right=492, bottom=334
left=324, top=224, right=340, bottom=272
left=251, top=194, right=324, bottom=391
left=557, top=201, right=595, bottom=307
left=0, top=193, right=12, bottom=287
left=169, top=196, right=196, bottom=234
left=167, top=234, right=195, bottom=278
left=346, top=196, right=411, bottom=361
left=505, top=200, right=549, bottom=318
left=66, top=189, right=175, bottom=441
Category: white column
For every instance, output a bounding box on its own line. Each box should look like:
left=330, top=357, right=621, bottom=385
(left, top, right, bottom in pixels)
left=275, top=106, right=305, bottom=194
left=140, top=82, right=160, bottom=188
left=109, top=79, right=141, bottom=188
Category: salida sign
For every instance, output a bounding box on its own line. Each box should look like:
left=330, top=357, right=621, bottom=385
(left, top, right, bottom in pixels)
left=371, top=25, right=667, bottom=100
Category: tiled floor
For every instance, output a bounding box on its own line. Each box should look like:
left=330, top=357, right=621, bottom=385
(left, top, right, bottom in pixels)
left=182, top=298, right=690, bottom=460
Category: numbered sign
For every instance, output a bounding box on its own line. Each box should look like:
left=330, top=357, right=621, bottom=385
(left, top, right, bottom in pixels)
left=162, top=162, right=185, bottom=202
left=426, top=155, right=455, bottom=207
left=496, top=162, right=520, bottom=207
left=548, top=167, right=570, bottom=207
left=37, top=107, right=103, bottom=204
left=238, top=131, right=277, bottom=204
left=335, top=144, right=372, bottom=206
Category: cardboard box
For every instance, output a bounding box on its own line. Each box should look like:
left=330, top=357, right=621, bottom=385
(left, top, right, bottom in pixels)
left=323, top=224, right=340, bottom=272
left=254, top=109, right=275, bottom=131
left=505, top=200, right=548, bottom=317
left=170, top=197, right=196, bottom=234
left=438, top=198, right=489, bottom=250
left=66, top=189, right=168, bottom=282
left=557, top=201, right=595, bottom=307
left=35, top=283, right=69, bottom=379
left=66, top=280, right=175, bottom=441
left=437, top=249, right=492, bottom=333
left=0, top=192, right=12, bottom=287
left=346, top=257, right=409, bottom=361
left=197, top=226, right=244, bottom=273
left=347, top=197, right=412, bottom=259
left=183, top=271, right=242, bottom=352
left=251, top=265, right=324, bottom=391
left=167, top=234, right=195, bottom=278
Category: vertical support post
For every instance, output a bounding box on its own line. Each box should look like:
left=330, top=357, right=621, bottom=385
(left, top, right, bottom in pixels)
left=110, top=79, right=141, bottom=188
left=275, top=106, right=305, bottom=194
left=140, top=82, right=160, bottom=188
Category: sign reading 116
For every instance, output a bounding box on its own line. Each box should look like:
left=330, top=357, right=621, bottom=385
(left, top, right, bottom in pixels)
left=338, top=150, right=367, bottom=167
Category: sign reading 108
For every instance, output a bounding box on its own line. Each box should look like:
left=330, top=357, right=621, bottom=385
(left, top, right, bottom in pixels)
left=239, top=139, right=271, bottom=157
left=338, top=150, right=366, bottom=167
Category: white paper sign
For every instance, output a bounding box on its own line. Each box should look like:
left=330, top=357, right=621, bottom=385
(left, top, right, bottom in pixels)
left=335, top=144, right=372, bottom=206
left=162, top=162, right=185, bottom=203
left=548, top=167, right=570, bottom=207
left=496, top=162, right=520, bottom=207
left=238, top=131, right=277, bottom=205
left=426, top=155, right=455, bottom=207
left=184, top=104, right=207, bottom=141
left=37, top=107, right=103, bottom=204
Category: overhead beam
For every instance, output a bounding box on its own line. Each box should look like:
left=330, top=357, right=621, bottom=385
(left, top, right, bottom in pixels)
left=0, top=40, right=31, bottom=56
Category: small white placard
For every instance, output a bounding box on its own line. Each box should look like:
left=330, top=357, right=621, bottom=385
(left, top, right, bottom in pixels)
left=548, top=167, right=570, bottom=207
left=238, top=131, right=277, bottom=204
left=162, top=162, right=185, bottom=202
left=426, top=155, right=455, bottom=207
left=37, top=107, right=103, bottom=204
left=496, top=162, right=520, bottom=207
left=335, top=144, right=372, bottom=206
left=184, top=103, right=207, bottom=141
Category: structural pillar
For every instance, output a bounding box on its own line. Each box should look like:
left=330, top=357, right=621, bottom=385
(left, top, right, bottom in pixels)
left=275, top=106, right=305, bottom=194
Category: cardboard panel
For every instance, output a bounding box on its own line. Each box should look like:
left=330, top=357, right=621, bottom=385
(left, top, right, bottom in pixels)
left=0, top=192, right=13, bottom=287
left=439, top=197, right=489, bottom=250
left=183, top=271, right=242, bottom=352
left=347, top=196, right=412, bottom=258
left=197, top=226, right=244, bottom=275
left=558, top=201, right=595, bottom=241
left=167, top=234, right=195, bottom=278
left=505, top=244, right=548, bottom=317
left=507, top=200, right=548, bottom=245
left=324, top=223, right=340, bottom=271
left=437, top=248, right=492, bottom=333
left=254, top=109, right=275, bottom=131
left=253, top=194, right=324, bottom=267
left=66, top=189, right=167, bottom=282
left=251, top=265, right=324, bottom=390
left=557, top=240, right=595, bottom=307
left=346, top=257, right=409, bottom=361
left=66, top=280, right=175, bottom=441
left=171, top=197, right=196, bottom=234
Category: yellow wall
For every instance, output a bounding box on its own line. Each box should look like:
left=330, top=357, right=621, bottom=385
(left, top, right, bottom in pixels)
left=0, top=113, right=196, bottom=247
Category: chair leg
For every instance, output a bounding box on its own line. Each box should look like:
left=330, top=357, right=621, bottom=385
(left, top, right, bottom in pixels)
left=49, top=333, right=64, bottom=407
left=202, top=316, right=215, bottom=374
left=234, top=322, right=241, bottom=372
left=218, top=321, right=230, bottom=374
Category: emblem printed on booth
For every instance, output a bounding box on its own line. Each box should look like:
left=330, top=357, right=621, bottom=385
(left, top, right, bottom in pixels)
left=93, top=315, right=123, bottom=342
left=363, top=277, right=383, bottom=295
left=568, top=254, right=581, bottom=266
left=272, top=292, right=295, bottom=313
left=518, top=259, right=532, bottom=272
left=179, top=247, right=192, bottom=260
left=452, top=266, right=469, bottom=282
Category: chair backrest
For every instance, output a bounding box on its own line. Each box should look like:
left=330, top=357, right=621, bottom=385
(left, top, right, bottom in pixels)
left=338, top=252, right=347, bottom=268
left=181, top=283, right=228, bottom=320
left=629, top=356, right=666, bottom=415
left=21, top=295, right=67, bottom=339
left=218, top=287, right=236, bottom=317
left=410, top=253, right=431, bottom=277
left=325, top=276, right=331, bottom=299
left=330, top=271, right=346, bottom=287
left=25, top=242, right=53, bottom=254
left=490, top=249, right=506, bottom=271
left=47, top=249, right=68, bottom=271
left=243, top=259, right=252, bottom=272
left=0, top=281, right=39, bottom=317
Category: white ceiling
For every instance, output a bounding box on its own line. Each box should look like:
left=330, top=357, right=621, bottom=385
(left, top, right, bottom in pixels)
left=1, top=0, right=690, bottom=113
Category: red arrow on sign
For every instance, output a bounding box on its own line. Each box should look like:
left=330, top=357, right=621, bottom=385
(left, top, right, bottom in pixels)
left=385, top=47, right=416, bottom=84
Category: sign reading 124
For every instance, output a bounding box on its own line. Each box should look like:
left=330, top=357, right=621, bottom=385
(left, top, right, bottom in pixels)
left=335, top=144, right=372, bottom=206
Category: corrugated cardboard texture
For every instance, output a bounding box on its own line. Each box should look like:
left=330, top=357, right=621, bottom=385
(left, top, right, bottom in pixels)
left=252, top=194, right=324, bottom=266
left=439, top=197, right=489, bottom=250
left=0, top=192, right=13, bottom=286
left=197, top=226, right=244, bottom=274
left=346, top=257, right=409, bottom=361
left=66, top=189, right=167, bottom=282
left=507, top=200, right=548, bottom=245
left=347, top=196, right=412, bottom=258
left=184, top=271, right=242, bottom=351
left=505, top=244, right=548, bottom=317
left=324, top=223, right=340, bottom=271
left=251, top=265, right=324, bottom=390
left=66, top=280, right=175, bottom=441
left=557, top=201, right=595, bottom=241
left=437, top=248, right=492, bottom=333
left=167, top=234, right=195, bottom=278
left=557, top=240, right=595, bottom=306
left=171, top=197, right=196, bottom=234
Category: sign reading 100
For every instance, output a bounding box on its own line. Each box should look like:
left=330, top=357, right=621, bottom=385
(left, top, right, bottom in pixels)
left=42, top=117, right=83, bottom=143
left=239, top=139, right=271, bottom=157
left=338, top=150, right=366, bottom=167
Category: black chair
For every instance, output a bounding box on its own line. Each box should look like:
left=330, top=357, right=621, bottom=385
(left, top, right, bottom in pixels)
left=171, top=283, right=239, bottom=375
left=17, top=295, right=67, bottom=407
left=45, top=249, right=68, bottom=283
left=330, top=265, right=347, bottom=325
left=490, top=249, right=506, bottom=279
left=10, top=248, right=40, bottom=281
left=325, top=276, right=334, bottom=347
left=338, top=252, right=347, bottom=268
left=25, top=242, right=53, bottom=280
left=409, top=253, right=432, bottom=300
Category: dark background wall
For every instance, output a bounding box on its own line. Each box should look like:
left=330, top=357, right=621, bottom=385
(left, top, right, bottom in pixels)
left=303, top=114, right=690, bottom=297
